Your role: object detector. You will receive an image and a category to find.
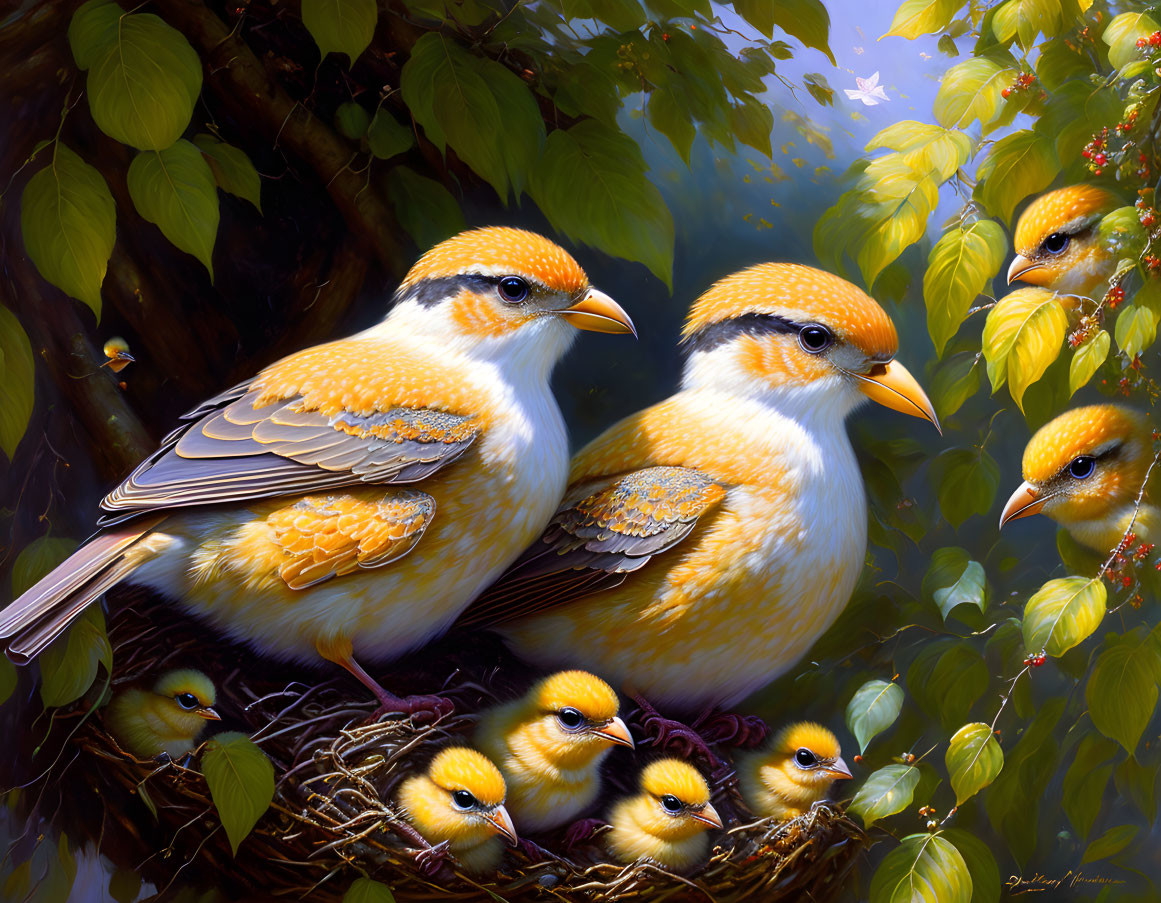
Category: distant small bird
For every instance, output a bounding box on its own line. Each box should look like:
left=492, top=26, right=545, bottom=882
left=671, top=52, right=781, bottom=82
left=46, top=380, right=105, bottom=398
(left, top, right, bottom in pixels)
left=605, top=758, right=722, bottom=872
left=736, top=722, right=850, bottom=821
left=397, top=746, right=517, bottom=873
left=1007, top=185, right=1122, bottom=297
left=105, top=669, right=220, bottom=759
left=1000, top=404, right=1158, bottom=552
left=475, top=670, right=634, bottom=832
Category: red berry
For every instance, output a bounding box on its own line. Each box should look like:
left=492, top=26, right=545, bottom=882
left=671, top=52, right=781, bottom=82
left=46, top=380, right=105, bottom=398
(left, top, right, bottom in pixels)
left=1002, top=87, right=1011, bottom=98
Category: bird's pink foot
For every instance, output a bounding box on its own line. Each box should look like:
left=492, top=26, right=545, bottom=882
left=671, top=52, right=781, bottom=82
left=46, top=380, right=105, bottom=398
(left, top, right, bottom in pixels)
left=628, top=694, right=718, bottom=767
left=694, top=710, right=769, bottom=750
left=414, top=840, right=452, bottom=877
left=562, top=817, right=607, bottom=852
left=372, top=692, right=455, bottom=724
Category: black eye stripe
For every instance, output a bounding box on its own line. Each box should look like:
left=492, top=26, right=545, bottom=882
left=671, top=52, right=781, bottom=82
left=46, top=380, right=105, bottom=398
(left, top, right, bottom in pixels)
left=681, top=313, right=800, bottom=356
left=393, top=274, right=548, bottom=308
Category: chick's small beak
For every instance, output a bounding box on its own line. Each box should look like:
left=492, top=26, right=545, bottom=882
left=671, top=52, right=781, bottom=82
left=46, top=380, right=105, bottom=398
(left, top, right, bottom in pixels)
left=690, top=802, right=723, bottom=829
left=197, top=706, right=222, bottom=721
left=852, top=360, right=941, bottom=433
left=999, top=480, right=1048, bottom=528
left=826, top=757, right=852, bottom=780
left=559, top=289, right=636, bottom=337
left=1007, top=255, right=1049, bottom=285
left=485, top=805, right=519, bottom=845
left=590, top=716, right=635, bottom=748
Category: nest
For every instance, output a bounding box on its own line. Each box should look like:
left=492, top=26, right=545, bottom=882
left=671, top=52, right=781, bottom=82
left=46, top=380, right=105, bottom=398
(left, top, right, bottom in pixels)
left=15, top=594, right=868, bottom=902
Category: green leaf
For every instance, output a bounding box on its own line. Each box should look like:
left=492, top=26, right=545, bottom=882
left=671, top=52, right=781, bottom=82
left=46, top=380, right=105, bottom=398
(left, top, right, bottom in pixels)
left=924, top=219, right=1006, bottom=356
left=343, top=877, right=397, bottom=903
left=68, top=0, right=122, bottom=70
left=301, top=0, right=377, bottom=64
left=192, top=135, right=262, bottom=213
left=530, top=120, right=674, bottom=289
left=0, top=658, right=15, bottom=706
left=942, top=829, right=1000, bottom=903
left=108, top=868, right=142, bottom=903
left=856, top=163, right=940, bottom=288
left=334, top=101, right=371, bottom=140
left=907, top=642, right=990, bottom=730
left=1114, top=755, right=1158, bottom=824
left=385, top=166, right=466, bottom=251
left=0, top=305, right=35, bottom=461
left=975, top=130, right=1059, bottom=225
left=865, top=123, right=972, bottom=181
left=850, top=763, right=919, bottom=826
left=366, top=111, right=414, bottom=160
left=1081, top=825, right=1138, bottom=864
left=981, top=287, right=1066, bottom=411
left=1062, top=733, right=1117, bottom=839
left=12, top=536, right=78, bottom=597
left=1068, top=329, right=1109, bottom=396
left=649, top=86, right=696, bottom=164
left=884, top=0, right=961, bottom=39
left=992, top=0, right=1062, bottom=50
left=1086, top=630, right=1160, bottom=754
left=127, top=141, right=219, bottom=279
left=846, top=679, right=904, bottom=753
left=735, top=0, right=834, bottom=63
left=869, top=833, right=972, bottom=903
left=1103, top=12, right=1161, bottom=69
left=729, top=98, right=774, bottom=158
left=86, top=12, right=202, bottom=151
left=930, top=447, right=1000, bottom=529
left=1115, top=304, right=1160, bottom=359
left=931, top=352, right=981, bottom=421
left=20, top=143, right=116, bottom=317
left=202, top=732, right=275, bottom=855
left=39, top=606, right=112, bottom=708
left=946, top=722, right=1004, bottom=805
left=933, top=58, right=1013, bottom=131
left=1022, top=576, right=1106, bottom=657
left=934, top=561, right=987, bottom=621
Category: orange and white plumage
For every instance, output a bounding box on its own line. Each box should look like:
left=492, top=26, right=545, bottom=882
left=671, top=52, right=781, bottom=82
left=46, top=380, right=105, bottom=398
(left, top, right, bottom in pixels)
left=474, top=670, right=633, bottom=832
left=396, top=746, right=517, bottom=873
left=1008, top=185, right=1121, bottom=297
left=462, top=263, right=937, bottom=711
left=1000, top=404, right=1158, bottom=553
left=605, top=758, right=721, bottom=871
left=736, top=722, right=850, bottom=821
left=0, top=228, right=633, bottom=711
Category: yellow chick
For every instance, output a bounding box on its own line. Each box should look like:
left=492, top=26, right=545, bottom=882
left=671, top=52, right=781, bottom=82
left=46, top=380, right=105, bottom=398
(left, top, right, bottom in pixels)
left=736, top=722, right=851, bottom=821
left=475, top=670, right=634, bottom=832
left=105, top=669, right=221, bottom=759
left=1000, top=404, right=1158, bottom=553
left=606, top=759, right=722, bottom=872
left=397, top=746, right=517, bottom=873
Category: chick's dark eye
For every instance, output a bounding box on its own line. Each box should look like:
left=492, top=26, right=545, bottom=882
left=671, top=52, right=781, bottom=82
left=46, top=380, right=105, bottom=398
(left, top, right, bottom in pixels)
left=795, top=748, right=817, bottom=767
left=557, top=707, right=584, bottom=730
left=497, top=276, right=529, bottom=304
left=1069, top=455, right=1096, bottom=479
left=175, top=693, right=199, bottom=710
left=1042, top=232, right=1070, bottom=255
left=799, top=324, right=833, bottom=354
left=660, top=794, right=683, bottom=813
left=452, top=790, right=477, bottom=810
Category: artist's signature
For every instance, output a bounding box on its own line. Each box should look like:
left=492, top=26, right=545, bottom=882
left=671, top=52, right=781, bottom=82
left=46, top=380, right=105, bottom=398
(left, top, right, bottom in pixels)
left=1006, top=871, right=1127, bottom=895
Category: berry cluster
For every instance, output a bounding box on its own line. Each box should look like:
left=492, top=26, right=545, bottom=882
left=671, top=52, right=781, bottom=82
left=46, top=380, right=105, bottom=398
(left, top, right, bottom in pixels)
left=1067, top=312, right=1102, bottom=348
left=1082, top=127, right=1111, bottom=175
left=1134, top=31, right=1161, bottom=52
left=1137, top=194, right=1157, bottom=231
left=1106, top=285, right=1126, bottom=309
left=1000, top=72, right=1039, bottom=99
left=1023, top=653, right=1047, bottom=668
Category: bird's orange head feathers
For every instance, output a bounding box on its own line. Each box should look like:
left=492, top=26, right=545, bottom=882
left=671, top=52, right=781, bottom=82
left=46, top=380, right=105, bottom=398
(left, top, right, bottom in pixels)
left=152, top=669, right=216, bottom=707
left=1014, top=186, right=1119, bottom=257
left=770, top=721, right=842, bottom=761
left=427, top=747, right=507, bottom=808
left=531, top=670, right=620, bottom=722
left=640, top=759, right=712, bottom=807
left=1009, top=186, right=1120, bottom=290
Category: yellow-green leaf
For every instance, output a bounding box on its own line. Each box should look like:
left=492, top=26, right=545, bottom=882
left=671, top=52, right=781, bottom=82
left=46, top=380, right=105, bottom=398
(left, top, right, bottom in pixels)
left=301, top=0, right=378, bottom=64
left=1086, top=630, right=1160, bottom=754
left=1068, top=329, right=1109, bottom=396
left=366, top=110, right=414, bottom=161
left=127, top=141, right=219, bottom=279
left=946, top=722, right=1004, bottom=805
left=884, top=0, right=961, bottom=39
left=931, top=351, right=981, bottom=421
left=1114, top=304, right=1159, bottom=359
left=846, top=679, right=904, bottom=753
left=1063, top=734, right=1117, bottom=839
left=924, top=219, right=1006, bottom=356
left=343, top=877, right=397, bottom=903
left=975, top=129, right=1059, bottom=224
left=870, top=833, right=972, bottom=903
left=202, top=732, right=275, bottom=855
left=0, top=305, right=35, bottom=460
left=981, top=286, right=1066, bottom=410
left=39, top=606, right=112, bottom=708
left=850, top=763, right=919, bottom=826
left=192, top=134, right=262, bottom=213
left=1022, top=576, right=1106, bottom=657
left=20, top=143, right=116, bottom=317
left=1081, top=825, right=1139, bottom=865
left=12, top=536, right=78, bottom=597
left=934, top=57, right=1013, bottom=130
left=992, top=0, right=1062, bottom=50
left=855, top=161, right=939, bottom=288
left=68, top=0, right=123, bottom=70
left=867, top=122, right=971, bottom=182
left=1103, top=12, right=1161, bottom=69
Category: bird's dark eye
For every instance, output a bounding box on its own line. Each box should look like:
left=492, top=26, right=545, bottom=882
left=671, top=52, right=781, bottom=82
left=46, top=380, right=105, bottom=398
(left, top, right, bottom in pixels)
left=452, top=789, right=477, bottom=810
left=1042, top=232, right=1070, bottom=255
left=557, top=707, right=585, bottom=730
left=175, top=692, right=199, bottom=710
left=798, top=324, right=833, bottom=354
left=1069, top=455, right=1096, bottom=479
left=660, top=794, right=683, bottom=813
left=795, top=748, right=818, bottom=768
left=497, top=276, right=529, bottom=304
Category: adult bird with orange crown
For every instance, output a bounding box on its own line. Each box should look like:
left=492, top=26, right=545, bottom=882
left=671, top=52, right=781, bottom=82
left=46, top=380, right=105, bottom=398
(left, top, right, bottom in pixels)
left=0, top=228, right=634, bottom=715
left=999, top=404, right=1159, bottom=554
left=1007, top=185, right=1124, bottom=297
left=459, top=263, right=939, bottom=717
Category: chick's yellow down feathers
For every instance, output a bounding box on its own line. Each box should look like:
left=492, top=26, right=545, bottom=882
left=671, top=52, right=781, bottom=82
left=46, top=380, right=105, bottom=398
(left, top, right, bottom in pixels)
left=475, top=670, right=633, bottom=832
left=606, top=759, right=721, bottom=871
left=737, top=722, right=850, bottom=821
left=105, top=669, right=220, bottom=759
left=0, top=227, right=634, bottom=714
left=397, top=747, right=517, bottom=873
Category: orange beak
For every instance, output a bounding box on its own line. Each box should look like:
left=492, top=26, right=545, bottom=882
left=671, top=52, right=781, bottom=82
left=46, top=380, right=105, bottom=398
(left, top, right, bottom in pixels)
left=590, top=716, right=635, bottom=748
left=849, top=360, right=941, bottom=434
left=485, top=805, right=519, bottom=846
left=690, top=802, right=723, bottom=829
left=559, top=288, right=636, bottom=337
left=197, top=706, right=222, bottom=721
left=825, top=757, right=852, bottom=780
left=1007, top=255, right=1050, bottom=286
left=999, top=480, right=1050, bottom=528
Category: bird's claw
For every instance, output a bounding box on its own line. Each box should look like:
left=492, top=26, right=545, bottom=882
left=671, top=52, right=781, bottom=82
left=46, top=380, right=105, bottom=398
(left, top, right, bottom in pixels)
left=628, top=694, right=719, bottom=768
left=562, top=817, right=607, bottom=852
left=414, top=840, right=452, bottom=877
left=695, top=711, right=769, bottom=750
left=372, top=693, right=455, bottom=724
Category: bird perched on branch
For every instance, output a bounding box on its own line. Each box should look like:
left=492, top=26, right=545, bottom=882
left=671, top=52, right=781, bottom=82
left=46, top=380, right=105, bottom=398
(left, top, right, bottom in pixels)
left=0, top=228, right=634, bottom=716
left=605, top=758, right=721, bottom=871
left=106, top=668, right=220, bottom=759
left=1007, top=185, right=1123, bottom=298
left=736, top=722, right=850, bottom=821
left=460, top=263, right=938, bottom=716
left=397, top=746, right=518, bottom=873
left=1000, top=404, right=1158, bottom=553
left=474, top=670, right=634, bottom=833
